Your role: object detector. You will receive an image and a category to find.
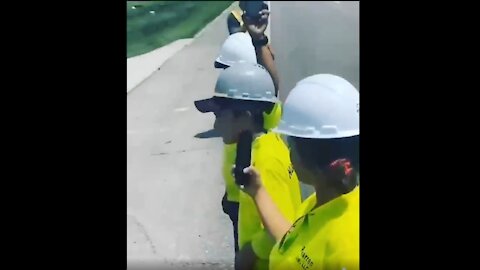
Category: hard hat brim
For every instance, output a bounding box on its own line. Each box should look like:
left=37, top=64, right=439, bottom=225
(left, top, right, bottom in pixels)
left=273, top=125, right=360, bottom=139
left=194, top=98, right=220, bottom=113
left=195, top=96, right=277, bottom=114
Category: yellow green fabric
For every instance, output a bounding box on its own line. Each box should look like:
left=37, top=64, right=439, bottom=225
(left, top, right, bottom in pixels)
left=269, top=187, right=359, bottom=270
left=238, top=132, right=302, bottom=270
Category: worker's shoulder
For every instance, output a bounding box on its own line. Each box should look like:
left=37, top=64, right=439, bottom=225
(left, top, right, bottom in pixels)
left=253, top=132, right=290, bottom=167
left=255, top=132, right=286, bottom=152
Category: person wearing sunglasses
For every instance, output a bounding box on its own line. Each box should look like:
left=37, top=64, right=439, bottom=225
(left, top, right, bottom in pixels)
left=194, top=62, right=302, bottom=270
left=240, top=74, right=360, bottom=270
left=209, top=5, right=282, bottom=255
left=213, top=31, right=257, bottom=254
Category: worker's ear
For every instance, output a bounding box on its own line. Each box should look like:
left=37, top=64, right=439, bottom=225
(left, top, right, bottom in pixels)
left=233, top=110, right=253, bottom=128
left=233, top=110, right=252, bottom=119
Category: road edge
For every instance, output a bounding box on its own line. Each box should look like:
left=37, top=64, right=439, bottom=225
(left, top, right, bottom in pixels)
left=127, top=2, right=238, bottom=94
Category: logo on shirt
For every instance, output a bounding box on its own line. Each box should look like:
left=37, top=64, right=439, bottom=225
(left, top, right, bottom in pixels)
left=288, top=165, right=294, bottom=179
left=296, top=246, right=314, bottom=270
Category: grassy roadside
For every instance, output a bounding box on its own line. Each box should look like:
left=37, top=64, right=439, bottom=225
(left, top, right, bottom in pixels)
left=127, top=1, right=233, bottom=58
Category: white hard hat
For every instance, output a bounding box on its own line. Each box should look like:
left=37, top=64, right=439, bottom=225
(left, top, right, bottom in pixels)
left=214, top=32, right=257, bottom=68
left=194, top=62, right=277, bottom=113
left=273, top=74, right=359, bottom=139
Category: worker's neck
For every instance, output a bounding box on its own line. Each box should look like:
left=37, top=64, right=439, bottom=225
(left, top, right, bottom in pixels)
left=313, top=183, right=341, bottom=209
left=240, top=125, right=265, bottom=141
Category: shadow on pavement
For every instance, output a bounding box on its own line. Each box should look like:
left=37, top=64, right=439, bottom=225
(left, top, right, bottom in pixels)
left=194, top=128, right=220, bottom=139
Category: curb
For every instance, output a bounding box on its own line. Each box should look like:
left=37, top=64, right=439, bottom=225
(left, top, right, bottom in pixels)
left=127, top=2, right=238, bottom=94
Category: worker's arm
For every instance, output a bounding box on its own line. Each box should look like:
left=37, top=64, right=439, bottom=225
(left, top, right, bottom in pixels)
left=235, top=165, right=292, bottom=270
left=255, top=43, right=279, bottom=96
left=252, top=185, right=291, bottom=242
left=242, top=166, right=293, bottom=243
left=243, top=9, right=280, bottom=95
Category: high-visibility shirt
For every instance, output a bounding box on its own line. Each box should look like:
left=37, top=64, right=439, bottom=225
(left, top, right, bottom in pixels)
left=223, top=143, right=240, bottom=202
left=238, top=132, right=302, bottom=270
left=269, top=187, right=360, bottom=270
left=263, top=102, right=282, bottom=130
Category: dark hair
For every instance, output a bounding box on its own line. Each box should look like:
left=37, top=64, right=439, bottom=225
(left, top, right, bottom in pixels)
left=292, top=135, right=359, bottom=193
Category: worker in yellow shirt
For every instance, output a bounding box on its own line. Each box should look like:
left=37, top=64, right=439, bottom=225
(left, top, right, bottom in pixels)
left=227, top=8, right=246, bottom=35
left=194, top=62, right=302, bottom=270
left=218, top=4, right=281, bottom=128
left=213, top=31, right=258, bottom=253
left=241, top=74, right=360, bottom=270
left=201, top=4, right=282, bottom=254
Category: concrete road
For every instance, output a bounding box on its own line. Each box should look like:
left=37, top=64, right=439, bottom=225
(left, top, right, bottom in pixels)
left=127, top=4, right=238, bottom=269
left=270, top=1, right=359, bottom=199
left=127, top=1, right=359, bottom=267
left=271, top=1, right=359, bottom=100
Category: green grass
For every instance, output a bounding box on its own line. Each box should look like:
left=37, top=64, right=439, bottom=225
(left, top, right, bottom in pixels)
left=127, top=1, right=233, bottom=58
